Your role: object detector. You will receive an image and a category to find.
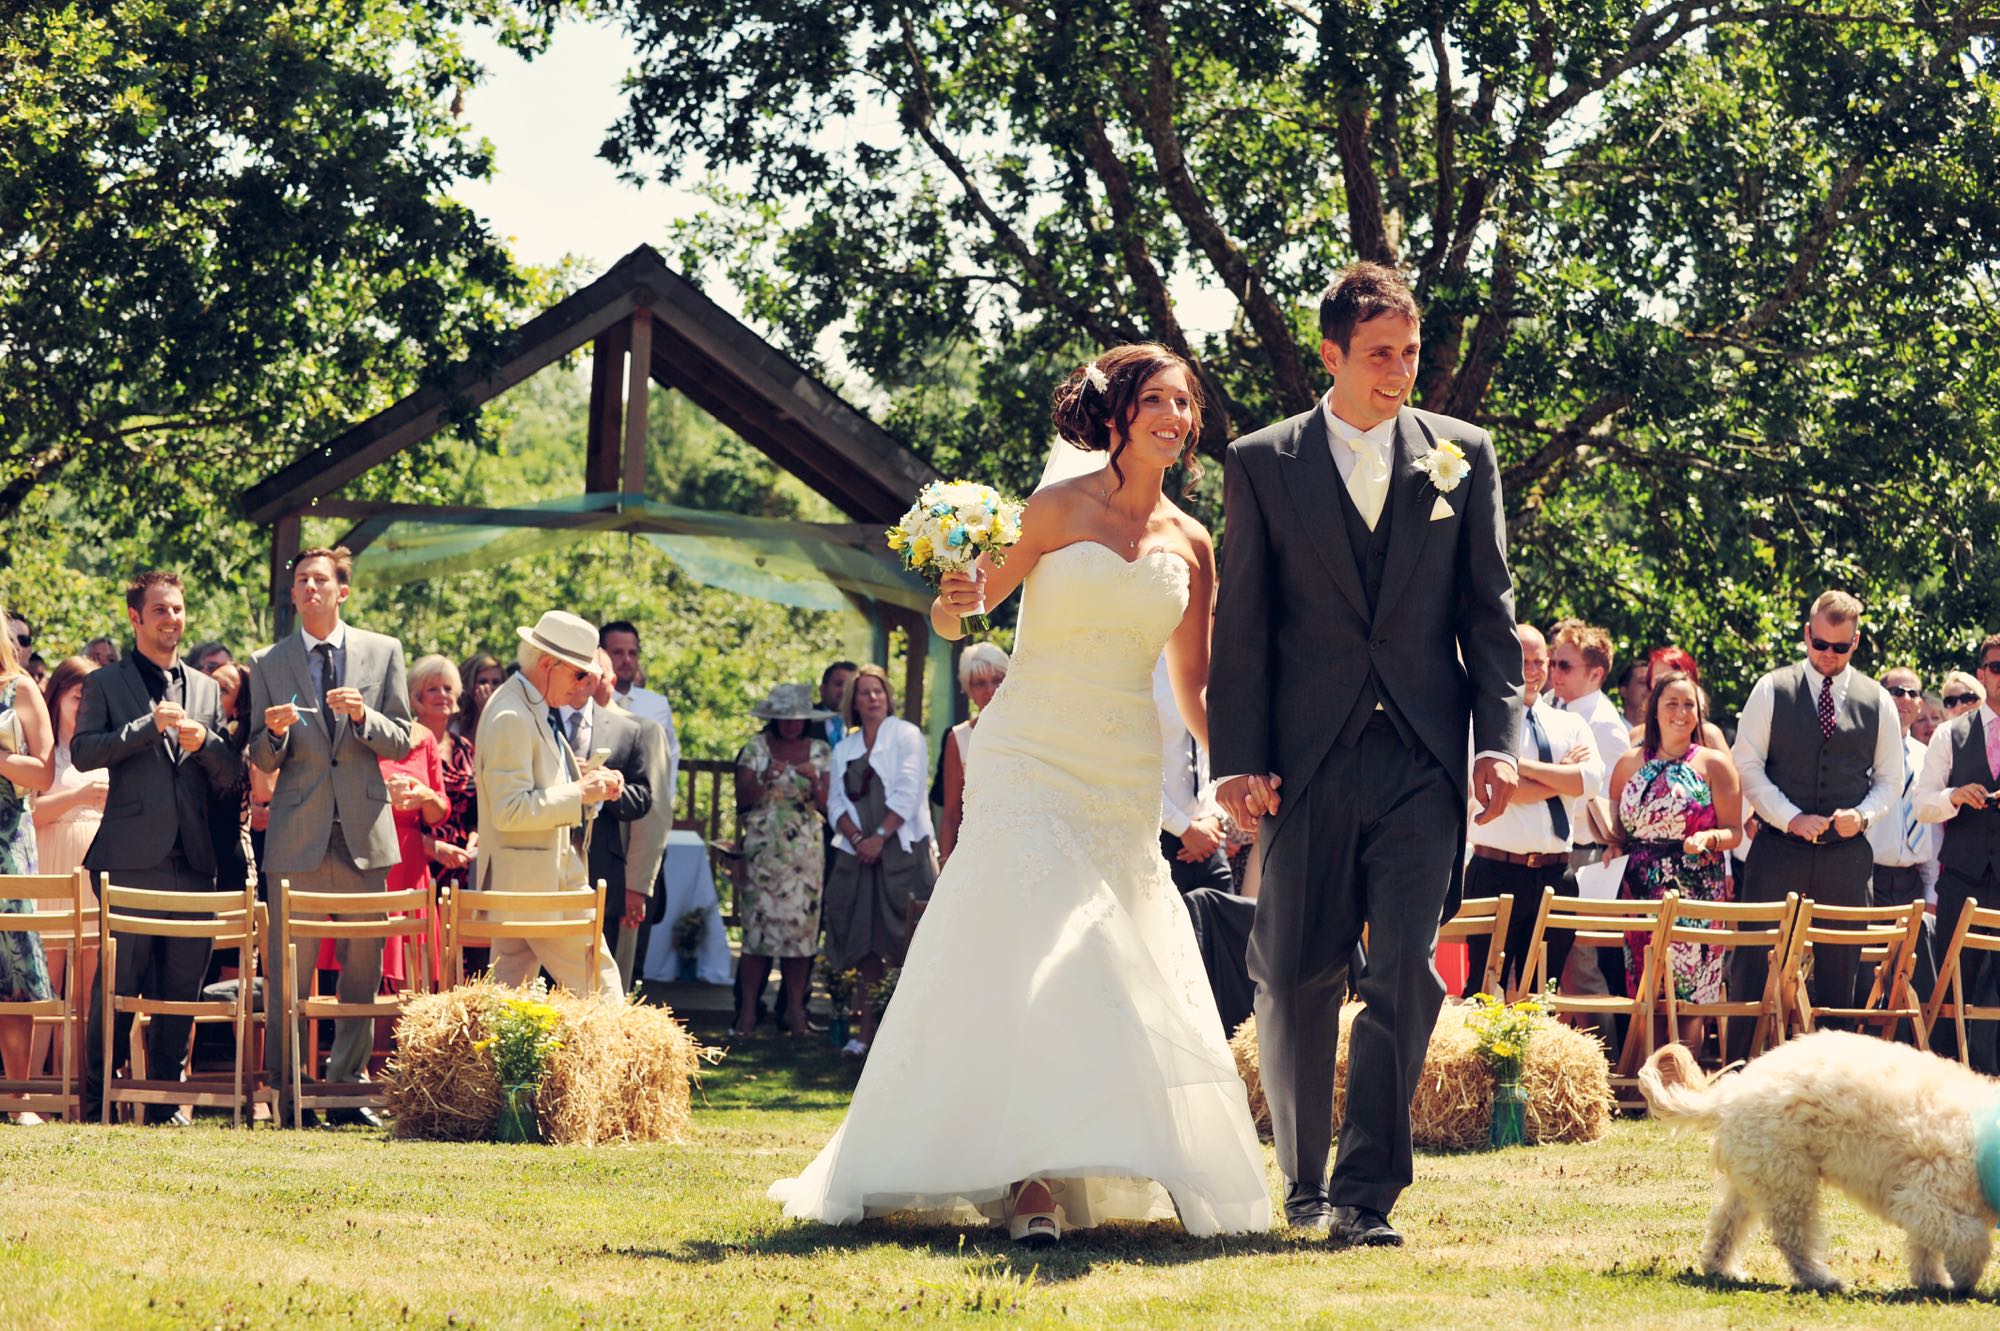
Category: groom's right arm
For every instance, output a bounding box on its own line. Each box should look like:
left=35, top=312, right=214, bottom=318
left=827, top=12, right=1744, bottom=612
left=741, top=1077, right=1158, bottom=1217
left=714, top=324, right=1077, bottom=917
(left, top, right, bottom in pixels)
left=1211, top=442, right=1278, bottom=815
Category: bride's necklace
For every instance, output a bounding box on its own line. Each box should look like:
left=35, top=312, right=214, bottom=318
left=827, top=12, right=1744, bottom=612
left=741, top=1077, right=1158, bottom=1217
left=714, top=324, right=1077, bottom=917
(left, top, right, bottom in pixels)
left=1099, top=486, right=1147, bottom=552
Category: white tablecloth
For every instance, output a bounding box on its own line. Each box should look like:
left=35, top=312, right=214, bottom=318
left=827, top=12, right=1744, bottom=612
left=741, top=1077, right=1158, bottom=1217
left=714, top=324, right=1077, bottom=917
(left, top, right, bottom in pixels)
left=641, top=828, right=734, bottom=984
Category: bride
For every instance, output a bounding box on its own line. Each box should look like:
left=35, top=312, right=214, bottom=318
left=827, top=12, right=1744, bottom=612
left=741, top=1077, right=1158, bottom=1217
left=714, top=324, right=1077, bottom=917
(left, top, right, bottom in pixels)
left=769, top=343, right=1272, bottom=1244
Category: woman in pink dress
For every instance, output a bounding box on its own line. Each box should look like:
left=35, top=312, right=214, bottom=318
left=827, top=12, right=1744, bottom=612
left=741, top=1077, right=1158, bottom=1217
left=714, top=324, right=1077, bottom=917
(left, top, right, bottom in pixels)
left=312, top=726, right=448, bottom=990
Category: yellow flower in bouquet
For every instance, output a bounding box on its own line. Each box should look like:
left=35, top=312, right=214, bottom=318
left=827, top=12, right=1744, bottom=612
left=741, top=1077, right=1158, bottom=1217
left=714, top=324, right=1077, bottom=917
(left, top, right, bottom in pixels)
left=886, top=479, right=1026, bottom=632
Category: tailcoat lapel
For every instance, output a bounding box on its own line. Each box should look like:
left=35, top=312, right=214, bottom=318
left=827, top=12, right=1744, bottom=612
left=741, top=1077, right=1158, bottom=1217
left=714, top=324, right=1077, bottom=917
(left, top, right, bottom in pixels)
left=1374, top=408, right=1439, bottom=619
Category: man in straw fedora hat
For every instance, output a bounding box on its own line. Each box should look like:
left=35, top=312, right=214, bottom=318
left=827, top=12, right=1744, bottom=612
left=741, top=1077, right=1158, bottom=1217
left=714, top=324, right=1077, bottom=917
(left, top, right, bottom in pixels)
left=473, top=611, right=629, bottom=999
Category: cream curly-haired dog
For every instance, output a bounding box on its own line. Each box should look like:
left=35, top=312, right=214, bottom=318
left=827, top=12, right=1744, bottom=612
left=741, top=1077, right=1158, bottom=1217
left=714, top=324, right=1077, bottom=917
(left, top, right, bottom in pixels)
left=1641, top=1032, right=1999, bottom=1293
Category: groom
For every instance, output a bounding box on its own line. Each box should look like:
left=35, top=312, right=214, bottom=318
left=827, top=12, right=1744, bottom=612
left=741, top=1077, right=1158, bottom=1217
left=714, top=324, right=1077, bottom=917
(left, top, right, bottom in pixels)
left=1212, top=263, right=1524, bottom=1246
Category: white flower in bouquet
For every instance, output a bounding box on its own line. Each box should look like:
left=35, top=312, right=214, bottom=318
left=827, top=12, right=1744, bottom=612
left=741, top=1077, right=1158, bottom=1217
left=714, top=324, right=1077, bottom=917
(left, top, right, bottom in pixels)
left=886, top=480, right=1026, bottom=632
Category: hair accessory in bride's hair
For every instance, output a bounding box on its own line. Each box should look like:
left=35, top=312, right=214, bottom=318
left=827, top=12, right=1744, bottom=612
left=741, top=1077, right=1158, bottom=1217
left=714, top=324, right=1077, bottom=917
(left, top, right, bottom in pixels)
left=1082, top=361, right=1109, bottom=394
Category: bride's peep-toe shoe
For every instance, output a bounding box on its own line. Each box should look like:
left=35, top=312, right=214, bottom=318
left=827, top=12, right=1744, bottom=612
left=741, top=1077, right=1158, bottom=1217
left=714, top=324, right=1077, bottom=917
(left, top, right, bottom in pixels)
left=1007, top=1181, right=1061, bottom=1249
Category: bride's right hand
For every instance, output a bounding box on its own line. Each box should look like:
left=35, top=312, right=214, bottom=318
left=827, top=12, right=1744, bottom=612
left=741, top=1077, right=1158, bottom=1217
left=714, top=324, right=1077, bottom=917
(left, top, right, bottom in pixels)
left=937, top=568, right=987, bottom=617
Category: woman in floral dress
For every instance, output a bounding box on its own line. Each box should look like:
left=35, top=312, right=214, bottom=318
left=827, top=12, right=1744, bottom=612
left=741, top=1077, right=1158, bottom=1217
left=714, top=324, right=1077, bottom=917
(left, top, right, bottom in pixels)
left=731, top=684, right=832, bottom=1037
left=1607, top=670, right=1744, bottom=1047
left=0, top=608, right=55, bottom=1105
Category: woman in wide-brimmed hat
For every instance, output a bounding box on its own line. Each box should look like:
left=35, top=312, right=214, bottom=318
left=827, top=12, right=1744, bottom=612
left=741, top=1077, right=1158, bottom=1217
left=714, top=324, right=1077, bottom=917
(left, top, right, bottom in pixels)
left=731, top=683, right=834, bottom=1037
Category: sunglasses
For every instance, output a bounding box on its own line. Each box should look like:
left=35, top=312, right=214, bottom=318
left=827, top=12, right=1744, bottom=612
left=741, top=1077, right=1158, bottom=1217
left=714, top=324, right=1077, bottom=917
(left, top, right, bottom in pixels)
left=1808, top=636, right=1856, bottom=654
left=1884, top=685, right=1923, bottom=700
left=1944, top=693, right=1982, bottom=708
left=1981, top=660, right=2000, bottom=675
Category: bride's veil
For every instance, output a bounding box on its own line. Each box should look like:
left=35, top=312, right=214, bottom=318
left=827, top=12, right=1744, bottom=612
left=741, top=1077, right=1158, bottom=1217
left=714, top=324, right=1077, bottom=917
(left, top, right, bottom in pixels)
left=1035, top=435, right=1108, bottom=493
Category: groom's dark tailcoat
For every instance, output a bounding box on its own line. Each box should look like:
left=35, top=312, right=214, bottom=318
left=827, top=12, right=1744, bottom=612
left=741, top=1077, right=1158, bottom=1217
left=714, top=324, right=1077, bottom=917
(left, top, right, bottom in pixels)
left=1212, top=402, right=1523, bottom=1216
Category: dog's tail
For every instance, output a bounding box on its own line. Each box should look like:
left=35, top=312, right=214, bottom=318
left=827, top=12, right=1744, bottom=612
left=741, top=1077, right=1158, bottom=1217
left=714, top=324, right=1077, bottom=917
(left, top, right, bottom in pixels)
left=1637, top=1043, right=1729, bottom=1125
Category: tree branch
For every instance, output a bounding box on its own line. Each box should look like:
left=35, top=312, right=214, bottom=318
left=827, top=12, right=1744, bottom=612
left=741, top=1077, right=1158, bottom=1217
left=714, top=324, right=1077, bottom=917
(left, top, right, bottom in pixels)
left=1415, top=19, right=1458, bottom=288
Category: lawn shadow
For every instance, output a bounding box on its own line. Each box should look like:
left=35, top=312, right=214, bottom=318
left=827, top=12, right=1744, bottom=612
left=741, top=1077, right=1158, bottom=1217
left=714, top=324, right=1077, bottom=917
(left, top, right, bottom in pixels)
left=625, top=1217, right=1313, bottom=1283
left=1667, top=1270, right=2000, bottom=1305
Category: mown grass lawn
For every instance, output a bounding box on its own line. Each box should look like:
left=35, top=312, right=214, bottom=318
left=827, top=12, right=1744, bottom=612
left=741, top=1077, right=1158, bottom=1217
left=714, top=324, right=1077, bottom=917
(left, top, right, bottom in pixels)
left=2, top=1014, right=1995, bottom=1329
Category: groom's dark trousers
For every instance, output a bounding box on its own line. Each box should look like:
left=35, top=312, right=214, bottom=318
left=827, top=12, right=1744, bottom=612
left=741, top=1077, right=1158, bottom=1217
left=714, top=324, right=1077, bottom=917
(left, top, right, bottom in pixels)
left=1251, top=714, right=1461, bottom=1213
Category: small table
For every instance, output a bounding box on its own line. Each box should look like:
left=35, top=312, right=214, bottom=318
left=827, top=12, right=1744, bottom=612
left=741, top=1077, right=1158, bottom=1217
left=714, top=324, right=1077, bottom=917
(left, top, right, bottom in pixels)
left=640, top=829, right=734, bottom=984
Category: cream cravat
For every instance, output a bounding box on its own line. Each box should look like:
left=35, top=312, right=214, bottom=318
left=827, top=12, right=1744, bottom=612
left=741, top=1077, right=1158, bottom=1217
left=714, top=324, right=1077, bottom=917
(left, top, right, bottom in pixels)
left=1345, top=435, right=1390, bottom=530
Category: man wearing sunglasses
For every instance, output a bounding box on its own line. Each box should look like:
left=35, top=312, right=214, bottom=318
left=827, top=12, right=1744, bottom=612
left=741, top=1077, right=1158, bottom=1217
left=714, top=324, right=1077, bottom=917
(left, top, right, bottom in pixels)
left=1868, top=666, right=1941, bottom=1005
left=1727, top=590, right=1903, bottom=1061
left=1913, top=633, right=2000, bottom=1071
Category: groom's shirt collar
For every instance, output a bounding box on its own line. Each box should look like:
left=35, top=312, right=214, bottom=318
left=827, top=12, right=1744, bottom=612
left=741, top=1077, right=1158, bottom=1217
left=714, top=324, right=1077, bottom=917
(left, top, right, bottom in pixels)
left=1321, top=392, right=1397, bottom=483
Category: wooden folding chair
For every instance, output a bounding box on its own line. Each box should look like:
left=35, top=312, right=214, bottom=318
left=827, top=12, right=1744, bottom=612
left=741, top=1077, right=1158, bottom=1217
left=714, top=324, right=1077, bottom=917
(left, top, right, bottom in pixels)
left=1925, top=898, right=2000, bottom=1066
left=0, top=870, right=92, bottom=1121
left=1520, top=889, right=1677, bottom=1093
left=1437, top=895, right=1515, bottom=999
left=1779, top=899, right=1928, bottom=1044
left=283, top=884, right=436, bottom=1129
left=98, top=876, right=259, bottom=1127
left=446, top=880, right=607, bottom=998
left=1654, top=894, right=1798, bottom=1064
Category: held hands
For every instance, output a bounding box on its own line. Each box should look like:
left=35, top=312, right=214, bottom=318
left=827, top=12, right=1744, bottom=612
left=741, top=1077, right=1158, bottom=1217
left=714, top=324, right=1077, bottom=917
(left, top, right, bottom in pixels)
left=625, top=890, right=647, bottom=925
left=580, top=765, right=625, bottom=806
left=1829, top=808, right=1865, bottom=839
left=1216, top=774, right=1283, bottom=828
left=1787, top=812, right=1833, bottom=842
left=1952, top=783, right=1993, bottom=811
left=429, top=839, right=474, bottom=871
left=324, top=686, right=368, bottom=724
left=1471, top=755, right=1518, bottom=826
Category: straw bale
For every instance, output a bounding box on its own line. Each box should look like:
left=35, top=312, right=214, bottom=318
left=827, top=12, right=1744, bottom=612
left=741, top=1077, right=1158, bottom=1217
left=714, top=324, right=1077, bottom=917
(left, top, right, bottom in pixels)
left=383, top=978, right=704, bottom=1145
left=1229, top=1001, right=1613, bottom=1150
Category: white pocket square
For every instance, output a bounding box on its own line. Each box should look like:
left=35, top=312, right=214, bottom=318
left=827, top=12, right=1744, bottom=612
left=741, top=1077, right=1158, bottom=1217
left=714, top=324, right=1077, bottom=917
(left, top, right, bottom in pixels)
left=1429, top=496, right=1455, bottom=521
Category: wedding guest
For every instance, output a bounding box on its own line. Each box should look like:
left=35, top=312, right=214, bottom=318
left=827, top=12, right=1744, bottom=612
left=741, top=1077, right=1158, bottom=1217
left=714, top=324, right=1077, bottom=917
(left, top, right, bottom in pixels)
left=1607, top=670, right=1742, bottom=1047
left=0, top=605, right=55, bottom=1108
left=1913, top=692, right=1946, bottom=745
left=1628, top=646, right=1728, bottom=750
left=247, top=546, right=413, bottom=1127
left=189, top=642, right=233, bottom=675
left=205, top=659, right=252, bottom=902
left=1914, top=633, right=2000, bottom=1071
left=1941, top=670, right=1985, bottom=724
left=563, top=648, right=658, bottom=988
left=731, top=683, right=833, bottom=1037
left=817, top=661, right=857, bottom=747
left=598, top=620, right=681, bottom=805
left=1726, top=591, right=1900, bottom=1060
left=31, top=657, right=106, bottom=1079
left=408, top=655, right=477, bottom=893
left=1618, top=659, right=1651, bottom=730
left=455, top=652, right=506, bottom=739
left=1459, top=625, right=1602, bottom=998
left=375, top=708, right=449, bottom=990
left=1152, top=654, right=1231, bottom=893
left=938, top=644, right=1008, bottom=867
left=83, top=638, right=118, bottom=669
left=26, top=655, right=46, bottom=686
left=73, top=572, right=242, bottom=1123
left=824, top=664, right=936, bottom=1054
left=1869, top=665, right=1939, bottom=1007
left=1545, top=619, right=1633, bottom=1011
left=474, top=611, right=625, bottom=999
left=5, top=612, right=31, bottom=660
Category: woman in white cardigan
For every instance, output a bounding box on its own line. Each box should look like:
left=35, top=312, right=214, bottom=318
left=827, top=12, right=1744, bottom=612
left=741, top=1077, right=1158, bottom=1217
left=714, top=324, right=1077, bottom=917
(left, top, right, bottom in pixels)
left=823, top=664, right=937, bottom=1054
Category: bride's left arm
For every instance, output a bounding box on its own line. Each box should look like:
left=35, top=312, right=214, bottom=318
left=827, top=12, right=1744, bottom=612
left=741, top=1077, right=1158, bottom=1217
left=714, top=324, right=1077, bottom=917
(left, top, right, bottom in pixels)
left=1163, top=529, right=1217, bottom=753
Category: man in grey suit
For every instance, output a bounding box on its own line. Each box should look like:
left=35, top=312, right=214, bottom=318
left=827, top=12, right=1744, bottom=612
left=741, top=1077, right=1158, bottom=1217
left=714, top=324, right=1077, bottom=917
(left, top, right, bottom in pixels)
left=247, top=546, right=412, bottom=1126
left=75, top=570, right=245, bottom=1122
left=1212, top=263, right=1523, bottom=1247
left=561, top=647, right=663, bottom=989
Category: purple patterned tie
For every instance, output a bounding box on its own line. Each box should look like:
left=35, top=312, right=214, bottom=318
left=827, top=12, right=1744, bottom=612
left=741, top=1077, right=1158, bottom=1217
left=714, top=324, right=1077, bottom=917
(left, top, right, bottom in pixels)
left=1818, top=675, right=1836, bottom=739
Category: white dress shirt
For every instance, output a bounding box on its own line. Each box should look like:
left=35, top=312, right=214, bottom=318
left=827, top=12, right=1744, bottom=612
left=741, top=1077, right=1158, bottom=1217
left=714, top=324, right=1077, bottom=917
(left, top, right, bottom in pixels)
left=1152, top=657, right=1209, bottom=838
left=301, top=619, right=348, bottom=695
left=1547, top=688, right=1632, bottom=796
left=826, top=717, right=936, bottom=853
left=1730, top=661, right=1901, bottom=830
left=1869, top=731, right=1936, bottom=867
left=1320, top=392, right=1510, bottom=771
left=1915, top=702, right=2000, bottom=824
left=1467, top=698, right=1603, bottom=855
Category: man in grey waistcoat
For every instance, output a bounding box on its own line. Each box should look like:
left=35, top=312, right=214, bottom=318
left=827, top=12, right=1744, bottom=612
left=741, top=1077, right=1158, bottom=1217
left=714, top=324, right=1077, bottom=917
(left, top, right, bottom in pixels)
left=1727, top=590, right=1902, bottom=1061
left=248, top=546, right=412, bottom=1126
left=1212, top=263, right=1523, bottom=1247
left=1914, top=630, right=2000, bottom=1071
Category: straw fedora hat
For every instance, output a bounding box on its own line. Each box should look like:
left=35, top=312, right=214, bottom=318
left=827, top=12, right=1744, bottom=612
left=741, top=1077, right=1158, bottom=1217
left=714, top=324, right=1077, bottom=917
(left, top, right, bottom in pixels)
left=515, top=610, right=599, bottom=672
left=751, top=682, right=834, bottom=721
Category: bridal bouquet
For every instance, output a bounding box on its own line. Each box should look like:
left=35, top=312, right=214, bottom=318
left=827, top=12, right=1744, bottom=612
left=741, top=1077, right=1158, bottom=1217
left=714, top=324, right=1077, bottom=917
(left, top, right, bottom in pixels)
left=887, top=480, right=1025, bottom=633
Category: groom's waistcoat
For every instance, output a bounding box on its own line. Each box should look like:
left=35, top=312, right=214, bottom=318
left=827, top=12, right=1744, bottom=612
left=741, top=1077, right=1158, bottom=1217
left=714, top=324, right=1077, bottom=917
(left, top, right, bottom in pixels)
left=1764, top=662, right=1883, bottom=820
left=1333, top=453, right=1417, bottom=749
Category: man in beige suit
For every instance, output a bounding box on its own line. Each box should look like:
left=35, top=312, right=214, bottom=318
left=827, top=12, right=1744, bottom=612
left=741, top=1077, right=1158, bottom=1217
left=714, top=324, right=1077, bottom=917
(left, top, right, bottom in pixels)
left=474, top=610, right=625, bottom=998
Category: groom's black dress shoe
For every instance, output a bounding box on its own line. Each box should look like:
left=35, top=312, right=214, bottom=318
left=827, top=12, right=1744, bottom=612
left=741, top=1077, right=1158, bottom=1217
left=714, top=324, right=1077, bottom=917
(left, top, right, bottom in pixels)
left=1331, top=1206, right=1404, bottom=1248
left=1283, top=1183, right=1336, bottom=1234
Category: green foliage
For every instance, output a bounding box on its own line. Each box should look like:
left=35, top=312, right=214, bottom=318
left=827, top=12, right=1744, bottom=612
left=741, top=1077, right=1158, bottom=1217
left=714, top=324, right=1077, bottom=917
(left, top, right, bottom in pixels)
left=594, top=1, right=2000, bottom=706
left=476, top=980, right=564, bottom=1086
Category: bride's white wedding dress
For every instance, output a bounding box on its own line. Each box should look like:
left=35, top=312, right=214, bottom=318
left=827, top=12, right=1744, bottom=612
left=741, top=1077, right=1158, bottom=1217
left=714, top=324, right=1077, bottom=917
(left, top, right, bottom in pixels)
left=769, top=541, right=1272, bottom=1236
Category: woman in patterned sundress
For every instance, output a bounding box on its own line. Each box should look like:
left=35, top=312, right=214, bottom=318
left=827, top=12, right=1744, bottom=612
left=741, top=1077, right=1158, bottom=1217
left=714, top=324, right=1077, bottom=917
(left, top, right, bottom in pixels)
left=0, top=605, right=56, bottom=1103
left=1607, top=670, right=1744, bottom=1047
left=731, top=684, right=833, bottom=1038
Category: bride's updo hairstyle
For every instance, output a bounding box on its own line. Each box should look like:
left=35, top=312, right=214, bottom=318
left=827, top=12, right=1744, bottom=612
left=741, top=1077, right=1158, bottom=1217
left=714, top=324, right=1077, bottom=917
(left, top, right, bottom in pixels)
left=1049, top=342, right=1206, bottom=494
